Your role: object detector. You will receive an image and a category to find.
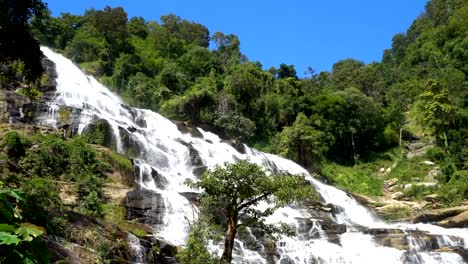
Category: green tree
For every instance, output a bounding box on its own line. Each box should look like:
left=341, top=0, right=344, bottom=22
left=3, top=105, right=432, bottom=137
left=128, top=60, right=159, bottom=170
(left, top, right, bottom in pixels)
left=0, top=0, right=47, bottom=82
left=64, top=24, right=108, bottom=64
left=276, top=63, right=297, bottom=79
left=275, top=113, right=332, bottom=167
left=187, top=160, right=314, bottom=264
left=419, top=79, right=459, bottom=146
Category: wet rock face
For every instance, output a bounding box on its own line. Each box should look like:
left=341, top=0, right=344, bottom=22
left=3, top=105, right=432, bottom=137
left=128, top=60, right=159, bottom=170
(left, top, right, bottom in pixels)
left=176, top=121, right=203, bottom=138
left=134, top=165, right=168, bottom=190
left=227, top=139, right=246, bottom=154
left=119, top=126, right=144, bottom=157
left=138, top=236, right=178, bottom=264
left=125, top=189, right=165, bottom=225
left=176, top=139, right=206, bottom=177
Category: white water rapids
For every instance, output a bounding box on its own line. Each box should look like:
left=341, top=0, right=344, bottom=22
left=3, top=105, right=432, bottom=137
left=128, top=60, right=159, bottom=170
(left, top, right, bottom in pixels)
left=40, top=47, right=468, bottom=264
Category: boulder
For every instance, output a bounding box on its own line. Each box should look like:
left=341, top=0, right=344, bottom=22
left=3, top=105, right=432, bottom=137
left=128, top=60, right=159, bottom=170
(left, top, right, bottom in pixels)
left=125, top=189, right=164, bottom=225
left=391, top=192, right=404, bottom=200
left=424, top=194, right=440, bottom=203
left=385, top=178, right=399, bottom=188
left=413, top=206, right=468, bottom=223
left=439, top=210, right=468, bottom=228
left=426, top=167, right=441, bottom=182
left=320, top=222, right=347, bottom=244
left=175, top=122, right=203, bottom=138
left=422, top=160, right=435, bottom=166
left=228, top=139, right=246, bottom=154
left=404, top=182, right=438, bottom=191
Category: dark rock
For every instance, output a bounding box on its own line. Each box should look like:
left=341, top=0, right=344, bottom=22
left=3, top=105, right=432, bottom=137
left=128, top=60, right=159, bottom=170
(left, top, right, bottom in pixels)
left=135, top=117, right=147, bottom=128
left=121, top=104, right=138, bottom=119
left=179, top=192, right=199, bottom=203
left=157, top=239, right=178, bottom=257
left=119, top=126, right=144, bottom=157
left=309, top=256, right=327, bottom=264
left=401, top=251, right=423, bottom=264
left=363, top=228, right=405, bottom=236
left=454, top=248, right=468, bottom=263
left=150, top=167, right=168, bottom=190
left=127, top=126, right=137, bottom=133
left=177, top=139, right=205, bottom=170
left=279, top=256, right=295, bottom=264
left=320, top=221, right=346, bottom=244
left=39, top=57, right=57, bottom=92
left=125, top=189, right=164, bottom=225
left=228, top=139, right=246, bottom=154
left=175, top=122, right=203, bottom=138
left=188, top=145, right=203, bottom=167
left=413, top=206, right=468, bottom=224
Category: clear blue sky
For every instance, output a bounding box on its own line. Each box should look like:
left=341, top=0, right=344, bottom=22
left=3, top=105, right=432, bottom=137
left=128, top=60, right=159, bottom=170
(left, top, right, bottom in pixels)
left=44, top=0, right=428, bottom=75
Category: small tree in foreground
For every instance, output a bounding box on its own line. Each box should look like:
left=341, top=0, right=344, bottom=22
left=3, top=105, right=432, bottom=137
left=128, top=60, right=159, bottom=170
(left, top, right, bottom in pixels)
left=187, top=160, right=315, bottom=264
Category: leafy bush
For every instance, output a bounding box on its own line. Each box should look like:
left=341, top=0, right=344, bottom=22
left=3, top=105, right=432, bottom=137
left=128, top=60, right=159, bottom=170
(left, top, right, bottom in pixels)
left=76, top=174, right=106, bottom=217
left=17, top=86, right=43, bottom=101
left=0, top=185, right=49, bottom=264
left=438, top=170, right=468, bottom=207
left=19, top=134, right=70, bottom=178
left=3, top=131, right=29, bottom=159
left=20, top=177, right=61, bottom=230
left=213, top=112, right=256, bottom=141
left=176, top=220, right=219, bottom=264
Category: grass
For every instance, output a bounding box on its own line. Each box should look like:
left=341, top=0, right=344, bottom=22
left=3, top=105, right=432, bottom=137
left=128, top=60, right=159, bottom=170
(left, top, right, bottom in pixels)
left=319, top=148, right=405, bottom=197
left=386, top=155, right=432, bottom=183
left=321, top=162, right=384, bottom=196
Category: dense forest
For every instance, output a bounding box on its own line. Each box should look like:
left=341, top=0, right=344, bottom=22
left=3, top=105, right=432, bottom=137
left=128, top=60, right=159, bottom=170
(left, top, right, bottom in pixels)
left=31, top=0, right=467, bottom=195
left=0, top=0, right=467, bottom=262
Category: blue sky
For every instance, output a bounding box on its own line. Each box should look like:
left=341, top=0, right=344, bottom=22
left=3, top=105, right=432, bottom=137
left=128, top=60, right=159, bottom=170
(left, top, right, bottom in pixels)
left=44, top=0, right=428, bottom=75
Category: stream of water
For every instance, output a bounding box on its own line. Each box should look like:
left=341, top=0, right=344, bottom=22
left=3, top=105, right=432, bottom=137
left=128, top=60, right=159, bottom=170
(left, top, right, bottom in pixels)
left=40, top=47, right=468, bottom=264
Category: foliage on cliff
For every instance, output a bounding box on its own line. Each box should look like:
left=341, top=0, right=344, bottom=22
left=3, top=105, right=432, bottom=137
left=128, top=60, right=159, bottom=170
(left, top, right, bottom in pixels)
left=0, top=125, right=135, bottom=263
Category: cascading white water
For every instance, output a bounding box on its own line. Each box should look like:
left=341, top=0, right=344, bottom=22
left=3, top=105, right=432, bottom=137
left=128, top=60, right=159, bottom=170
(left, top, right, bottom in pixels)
left=40, top=47, right=468, bottom=264
left=128, top=233, right=146, bottom=264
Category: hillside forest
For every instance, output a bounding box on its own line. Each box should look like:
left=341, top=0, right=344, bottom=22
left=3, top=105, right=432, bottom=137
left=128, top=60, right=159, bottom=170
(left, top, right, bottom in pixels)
left=29, top=0, right=468, bottom=201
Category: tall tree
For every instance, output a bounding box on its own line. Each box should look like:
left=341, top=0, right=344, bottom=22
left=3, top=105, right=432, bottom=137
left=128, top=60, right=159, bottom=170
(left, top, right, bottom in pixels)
left=187, top=160, right=314, bottom=264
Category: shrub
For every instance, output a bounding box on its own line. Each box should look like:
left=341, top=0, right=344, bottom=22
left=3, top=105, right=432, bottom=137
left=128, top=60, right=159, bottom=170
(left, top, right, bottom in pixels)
left=438, top=170, right=468, bottom=207
left=3, top=131, right=28, bottom=158
left=20, top=177, right=61, bottom=229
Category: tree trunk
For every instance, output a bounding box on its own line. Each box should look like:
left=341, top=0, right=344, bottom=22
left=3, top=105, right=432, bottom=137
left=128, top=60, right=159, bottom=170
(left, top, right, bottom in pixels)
left=221, top=214, right=238, bottom=264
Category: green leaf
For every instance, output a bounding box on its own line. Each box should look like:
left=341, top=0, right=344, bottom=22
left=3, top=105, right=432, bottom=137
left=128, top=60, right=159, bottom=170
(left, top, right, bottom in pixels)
left=0, top=224, right=15, bottom=232
left=0, top=231, right=21, bottom=245
left=15, top=223, right=44, bottom=242
left=0, top=189, right=25, bottom=201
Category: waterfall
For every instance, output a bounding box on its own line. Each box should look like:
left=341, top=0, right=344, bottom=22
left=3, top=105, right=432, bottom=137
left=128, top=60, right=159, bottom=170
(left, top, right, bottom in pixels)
left=128, top=233, right=146, bottom=264
left=40, top=47, right=468, bottom=264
